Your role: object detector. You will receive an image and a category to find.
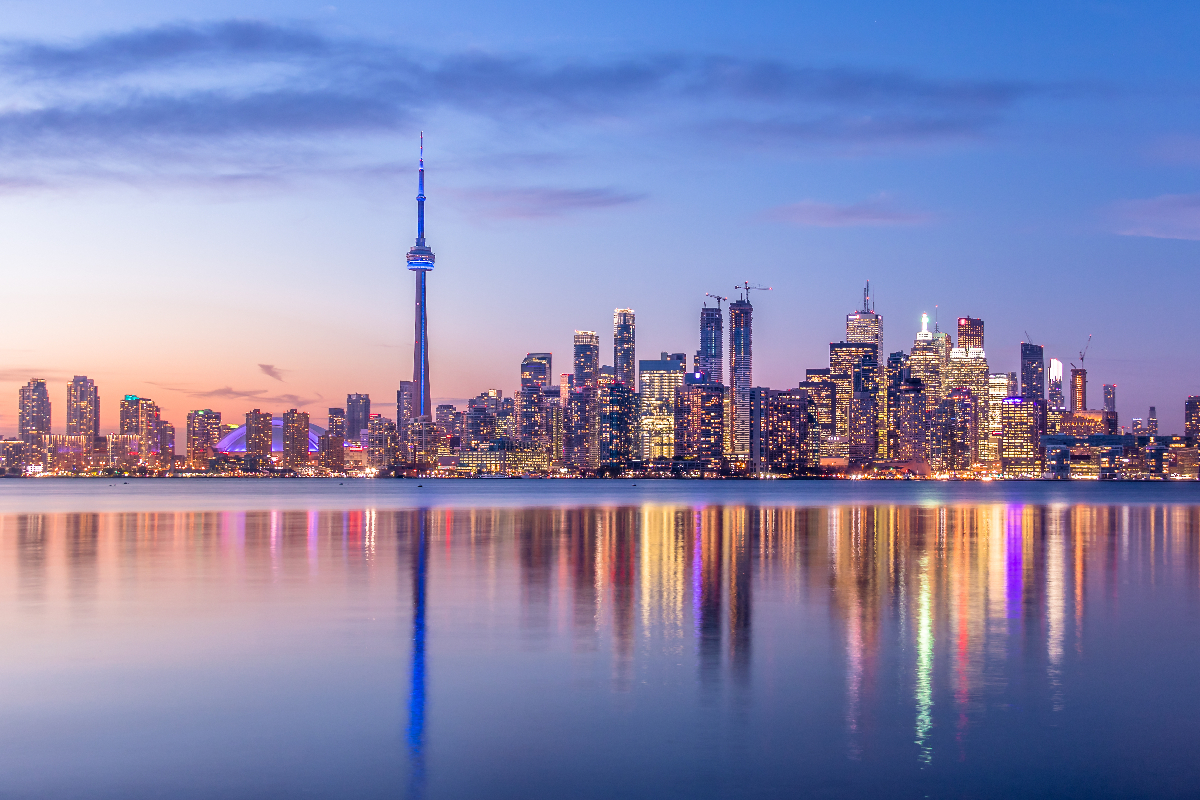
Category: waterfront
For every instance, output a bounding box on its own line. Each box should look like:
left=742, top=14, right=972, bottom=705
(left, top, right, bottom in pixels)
left=3, top=480, right=1200, bottom=798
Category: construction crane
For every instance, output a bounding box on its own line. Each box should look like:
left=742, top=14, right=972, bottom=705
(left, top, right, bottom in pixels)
left=1079, top=334, right=1092, bottom=368
left=734, top=281, right=772, bottom=301
left=704, top=292, right=727, bottom=309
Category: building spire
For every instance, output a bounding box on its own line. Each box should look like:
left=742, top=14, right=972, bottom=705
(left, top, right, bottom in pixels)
left=416, top=131, right=426, bottom=247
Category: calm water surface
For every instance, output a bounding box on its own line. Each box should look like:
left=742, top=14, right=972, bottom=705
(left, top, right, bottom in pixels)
left=3, top=479, right=1200, bottom=798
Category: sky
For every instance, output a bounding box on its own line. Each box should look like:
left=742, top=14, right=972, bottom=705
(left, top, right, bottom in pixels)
left=2, top=0, right=1200, bottom=434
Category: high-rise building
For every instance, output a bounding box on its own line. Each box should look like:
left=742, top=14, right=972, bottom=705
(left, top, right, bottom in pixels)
left=957, top=317, right=984, bottom=350
left=944, top=346, right=991, bottom=462
left=1149, top=406, right=1158, bottom=435
left=638, top=353, right=687, bottom=461
left=1020, top=343, right=1045, bottom=400
left=367, top=414, right=398, bottom=468
left=319, top=407, right=345, bottom=472
left=613, top=309, right=636, bottom=387
left=830, top=342, right=878, bottom=450
left=729, top=294, right=754, bottom=454
left=120, top=395, right=164, bottom=466
left=1000, top=397, right=1044, bottom=477
left=520, top=353, right=553, bottom=389
left=799, top=370, right=838, bottom=455
left=848, top=360, right=879, bottom=469
left=675, top=372, right=726, bottom=467
left=929, top=388, right=978, bottom=473
left=909, top=314, right=945, bottom=412
left=846, top=282, right=882, bottom=347
left=573, top=331, right=600, bottom=390
left=244, top=409, right=273, bottom=472
left=1103, top=384, right=1117, bottom=413
left=282, top=409, right=310, bottom=470
left=397, top=380, right=418, bottom=455
left=346, top=394, right=370, bottom=440
left=1048, top=359, right=1065, bottom=408
left=327, top=408, right=346, bottom=438
left=987, top=373, right=1014, bottom=466
left=406, top=134, right=436, bottom=419
left=1070, top=368, right=1087, bottom=412
left=186, top=409, right=222, bottom=469
left=697, top=303, right=724, bottom=384
left=563, top=386, right=600, bottom=471
left=892, top=379, right=927, bottom=462
left=18, top=378, right=51, bottom=445
left=750, top=387, right=811, bottom=475
left=1186, top=397, right=1200, bottom=438
left=600, top=382, right=638, bottom=467
left=66, top=376, right=99, bottom=438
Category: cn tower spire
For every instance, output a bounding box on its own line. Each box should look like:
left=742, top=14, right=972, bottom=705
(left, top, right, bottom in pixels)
left=416, top=132, right=426, bottom=247
left=407, top=134, right=435, bottom=418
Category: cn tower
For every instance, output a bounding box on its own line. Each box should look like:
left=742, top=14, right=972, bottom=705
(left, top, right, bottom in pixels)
left=406, top=133, right=435, bottom=418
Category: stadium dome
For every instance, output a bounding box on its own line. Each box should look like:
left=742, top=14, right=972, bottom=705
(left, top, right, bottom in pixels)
left=215, top=419, right=326, bottom=454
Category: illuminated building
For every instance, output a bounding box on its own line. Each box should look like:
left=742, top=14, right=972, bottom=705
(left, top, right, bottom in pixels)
left=120, top=395, right=165, bottom=466
left=45, top=435, right=90, bottom=472
left=18, top=378, right=50, bottom=445
left=848, top=356, right=879, bottom=468
left=66, top=376, right=99, bottom=439
left=1048, top=358, right=1065, bottom=408
left=892, top=378, right=927, bottom=462
left=346, top=394, right=371, bottom=440
left=697, top=303, right=723, bottom=384
left=397, top=380, right=418, bottom=453
left=1132, top=417, right=1145, bottom=435
left=516, top=387, right=550, bottom=450
left=327, top=408, right=346, bottom=438
left=318, top=407, right=345, bottom=471
left=1020, top=343, right=1044, bottom=399
left=638, top=353, right=686, bottom=460
left=600, top=382, right=638, bottom=467
left=282, top=409, right=310, bottom=469
left=987, top=373, right=1015, bottom=466
left=944, top=346, right=991, bottom=461
left=1103, top=384, right=1116, bottom=413
left=830, top=342, right=878, bottom=443
left=1060, top=410, right=1117, bottom=436
left=908, top=314, right=944, bottom=411
left=563, top=386, right=600, bottom=471
left=367, top=414, right=398, bottom=468
left=882, top=351, right=909, bottom=459
left=1000, top=397, right=1044, bottom=477
left=728, top=293, right=754, bottom=454
left=613, top=309, right=636, bottom=387
left=464, top=390, right=502, bottom=447
left=160, top=422, right=175, bottom=467
left=106, top=434, right=141, bottom=469
left=749, top=387, right=811, bottom=474
left=799, top=370, right=837, bottom=452
left=574, top=331, right=600, bottom=389
left=406, top=134, right=436, bottom=419
left=957, top=316, right=984, bottom=350
left=1070, top=368, right=1086, bottom=411
left=520, top=353, right=553, bottom=389
left=675, top=372, right=726, bottom=467
left=1186, top=397, right=1200, bottom=437
left=1149, top=406, right=1158, bottom=435
left=244, top=409, right=273, bottom=471
left=186, top=409, right=222, bottom=468
left=846, top=282, right=882, bottom=346
left=929, top=388, right=978, bottom=472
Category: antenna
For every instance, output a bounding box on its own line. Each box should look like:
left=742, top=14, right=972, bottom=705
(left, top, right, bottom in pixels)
left=1079, top=334, right=1092, bottom=368
left=862, top=281, right=870, bottom=313
left=704, top=292, right=728, bottom=310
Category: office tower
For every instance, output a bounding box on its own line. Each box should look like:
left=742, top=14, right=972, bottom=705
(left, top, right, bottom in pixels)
left=846, top=282, right=882, bottom=346
left=749, top=388, right=811, bottom=475
left=244, top=409, right=273, bottom=472
left=597, top=365, right=616, bottom=388
left=367, top=414, right=398, bottom=468
left=909, top=314, right=944, bottom=411
left=1132, top=418, right=1146, bottom=435
left=799, top=369, right=838, bottom=455
left=1020, top=343, right=1045, bottom=400
left=674, top=372, right=726, bottom=466
left=520, top=353, right=553, bottom=389
left=881, top=351, right=909, bottom=460
left=563, top=386, right=600, bottom=471
left=987, top=373, right=1014, bottom=465
left=830, top=341, right=879, bottom=458
left=957, top=317, right=984, bottom=350
left=613, top=309, right=636, bottom=387
left=1103, top=384, right=1117, bottom=413
left=1149, top=407, right=1158, bottom=435
left=1070, top=369, right=1087, bottom=412
left=1186, top=398, right=1200, bottom=437
left=929, top=388, right=978, bottom=473
left=892, top=378, right=927, bottom=462
left=729, top=293, right=754, bottom=454
left=600, top=382, right=638, bottom=467
left=326, top=408, right=346, bottom=439
left=186, top=409, right=222, bottom=468
left=18, top=378, right=51, bottom=445
left=397, top=380, right=418, bottom=454
left=66, top=376, right=99, bottom=438
left=697, top=304, right=724, bottom=384
left=346, top=394, right=370, bottom=440
left=944, top=345, right=991, bottom=461
left=282, top=409, right=310, bottom=469
left=848, top=360, right=879, bottom=469
left=638, top=352, right=687, bottom=460
left=406, top=134, right=436, bottom=419
left=120, top=395, right=163, bottom=466
left=1000, top=397, right=1044, bottom=477
left=1048, top=359, right=1065, bottom=408
left=573, top=330, right=600, bottom=389
left=464, top=390, right=502, bottom=447
left=319, top=407, right=345, bottom=471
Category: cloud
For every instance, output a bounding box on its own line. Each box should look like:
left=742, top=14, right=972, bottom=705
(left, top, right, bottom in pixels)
left=149, top=382, right=321, bottom=407
left=258, top=363, right=286, bottom=381
left=451, top=187, right=645, bottom=218
left=0, top=368, right=65, bottom=382
left=1112, top=193, right=1200, bottom=240
left=764, top=195, right=934, bottom=227
left=0, top=20, right=1044, bottom=188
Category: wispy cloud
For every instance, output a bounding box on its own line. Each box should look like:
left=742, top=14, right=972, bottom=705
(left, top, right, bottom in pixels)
left=258, top=363, right=286, bottom=382
left=0, top=368, right=65, bottom=382
left=764, top=195, right=934, bottom=227
left=450, top=187, right=645, bottom=218
left=1112, top=193, right=1200, bottom=240
left=149, top=382, right=320, bottom=407
left=0, top=20, right=1044, bottom=189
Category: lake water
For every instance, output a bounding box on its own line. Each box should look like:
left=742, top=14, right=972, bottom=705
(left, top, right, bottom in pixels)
left=4, top=478, right=1200, bottom=799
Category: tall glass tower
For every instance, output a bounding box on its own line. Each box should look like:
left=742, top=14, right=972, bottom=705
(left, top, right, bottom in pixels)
left=697, top=304, right=723, bottom=384
left=406, top=134, right=436, bottom=419
left=613, top=309, right=636, bottom=387
left=729, top=297, right=753, bottom=454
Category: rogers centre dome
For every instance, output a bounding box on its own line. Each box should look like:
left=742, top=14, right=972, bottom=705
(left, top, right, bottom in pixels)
left=215, top=419, right=326, bottom=454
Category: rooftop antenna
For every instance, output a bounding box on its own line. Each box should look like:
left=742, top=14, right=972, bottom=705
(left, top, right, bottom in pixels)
left=704, top=292, right=728, bottom=310
left=934, top=304, right=940, bottom=333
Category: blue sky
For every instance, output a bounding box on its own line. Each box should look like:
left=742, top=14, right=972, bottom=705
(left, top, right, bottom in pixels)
left=2, top=0, right=1199, bottom=432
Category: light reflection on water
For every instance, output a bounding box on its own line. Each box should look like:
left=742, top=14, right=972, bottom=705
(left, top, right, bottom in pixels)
left=3, top=493, right=1200, bottom=798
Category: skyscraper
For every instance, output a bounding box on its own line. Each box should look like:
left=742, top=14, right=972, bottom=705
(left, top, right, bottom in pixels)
left=697, top=303, right=724, bottom=384
left=573, top=331, right=600, bottom=389
left=319, top=408, right=345, bottom=472
left=282, top=409, right=310, bottom=470
left=1020, top=343, right=1045, bottom=399
left=1000, top=397, right=1044, bottom=478
left=674, top=372, right=726, bottom=467
left=18, top=379, right=50, bottom=445
left=909, top=314, right=944, bottom=411
left=120, top=395, right=164, bottom=466
left=600, top=382, right=638, bottom=467
left=66, top=376, right=99, bottom=438
left=186, top=409, right=222, bottom=469
left=846, top=282, right=882, bottom=346
left=1103, top=384, right=1117, bottom=413
left=397, top=380, right=418, bottom=454
left=406, top=134, right=436, bottom=419
left=520, top=353, right=553, bottom=389
left=957, top=317, right=984, bottom=350
left=1048, top=358, right=1065, bottom=408
left=638, top=353, right=687, bottom=460
left=613, top=309, right=636, bottom=387
left=1186, top=397, right=1200, bottom=438
left=346, top=394, right=371, bottom=440
left=245, top=409, right=273, bottom=472
left=1149, top=406, right=1158, bottom=435
left=729, top=293, right=754, bottom=454
left=944, top=345, right=990, bottom=462
left=1070, top=368, right=1087, bottom=412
